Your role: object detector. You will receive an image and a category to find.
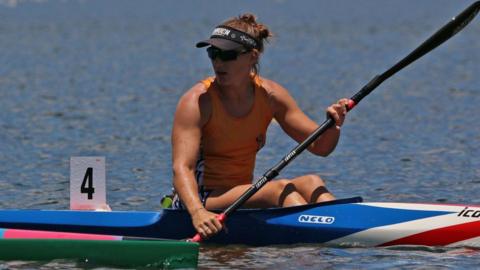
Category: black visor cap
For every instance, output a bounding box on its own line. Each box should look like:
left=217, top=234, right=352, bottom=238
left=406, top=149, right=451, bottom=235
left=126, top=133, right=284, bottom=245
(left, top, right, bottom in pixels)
left=196, top=38, right=244, bottom=51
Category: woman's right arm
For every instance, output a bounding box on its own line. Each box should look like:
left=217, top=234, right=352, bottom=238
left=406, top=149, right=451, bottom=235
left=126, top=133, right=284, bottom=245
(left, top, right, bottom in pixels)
left=171, top=84, right=222, bottom=239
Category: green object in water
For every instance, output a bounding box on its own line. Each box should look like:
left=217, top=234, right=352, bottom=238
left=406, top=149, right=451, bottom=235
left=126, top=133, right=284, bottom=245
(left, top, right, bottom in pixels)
left=0, top=239, right=198, bottom=269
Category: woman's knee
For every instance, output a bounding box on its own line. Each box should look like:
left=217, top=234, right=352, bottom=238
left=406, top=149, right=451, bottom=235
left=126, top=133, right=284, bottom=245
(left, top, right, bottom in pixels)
left=306, top=175, right=335, bottom=202
left=301, top=174, right=326, bottom=187
left=272, top=179, right=305, bottom=206
left=272, top=179, right=296, bottom=195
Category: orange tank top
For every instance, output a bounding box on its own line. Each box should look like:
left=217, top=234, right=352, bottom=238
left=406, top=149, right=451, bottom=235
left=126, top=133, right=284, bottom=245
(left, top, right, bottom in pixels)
left=196, top=76, right=273, bottom=190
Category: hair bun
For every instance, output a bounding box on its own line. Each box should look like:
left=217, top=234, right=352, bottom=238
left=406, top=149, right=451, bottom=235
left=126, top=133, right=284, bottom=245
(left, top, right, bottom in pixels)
left=239, top=13, right=258, bottom=25
left=256, top=24, right=271, bottom=40
left=238, top=13, right=272, bottom=41
left=221, top=13, right=273, bottom=53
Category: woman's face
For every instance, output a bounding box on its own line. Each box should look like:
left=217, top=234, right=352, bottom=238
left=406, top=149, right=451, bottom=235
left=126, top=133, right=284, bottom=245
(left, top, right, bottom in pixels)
left=208, top=47, right=258, bottom=87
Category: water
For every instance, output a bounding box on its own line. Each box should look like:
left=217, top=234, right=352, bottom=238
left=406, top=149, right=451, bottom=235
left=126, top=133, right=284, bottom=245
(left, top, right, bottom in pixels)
left=0, top=0, right=479, bottom=268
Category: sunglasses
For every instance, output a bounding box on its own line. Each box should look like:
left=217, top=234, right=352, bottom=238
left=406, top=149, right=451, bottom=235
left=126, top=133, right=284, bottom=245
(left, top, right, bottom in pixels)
left=206, top=47, right=250, bottom=61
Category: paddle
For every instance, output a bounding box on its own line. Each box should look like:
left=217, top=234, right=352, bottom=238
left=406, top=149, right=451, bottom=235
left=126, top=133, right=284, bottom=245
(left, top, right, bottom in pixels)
left=190, top=1, right=480, bottom=242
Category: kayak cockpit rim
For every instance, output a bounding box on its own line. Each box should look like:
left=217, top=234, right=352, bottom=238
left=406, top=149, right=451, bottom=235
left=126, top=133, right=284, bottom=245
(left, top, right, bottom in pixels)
left=163, top=196, right=364, bottom=213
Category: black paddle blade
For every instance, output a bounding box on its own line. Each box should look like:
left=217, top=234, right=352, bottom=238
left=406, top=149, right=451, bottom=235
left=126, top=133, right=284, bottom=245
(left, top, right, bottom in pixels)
left=350, top=1, right=480, bottom=108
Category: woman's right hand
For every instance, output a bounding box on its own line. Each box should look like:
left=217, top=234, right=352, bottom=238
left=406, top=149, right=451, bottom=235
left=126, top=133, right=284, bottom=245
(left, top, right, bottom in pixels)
left=191, top=207, right=223, bottom=239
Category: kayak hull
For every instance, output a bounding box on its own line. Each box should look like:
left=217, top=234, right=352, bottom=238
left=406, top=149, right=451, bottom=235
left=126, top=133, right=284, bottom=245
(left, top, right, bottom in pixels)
left=1, top=197, right=480, bottom=247
left=0, top=239, right=199, bottom=268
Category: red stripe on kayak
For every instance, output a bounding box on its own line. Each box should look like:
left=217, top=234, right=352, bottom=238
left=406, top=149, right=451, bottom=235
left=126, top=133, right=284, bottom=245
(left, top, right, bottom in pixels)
left=3, top=229, right=121, bottom=240
left=379, top=220, right=480, bottom=246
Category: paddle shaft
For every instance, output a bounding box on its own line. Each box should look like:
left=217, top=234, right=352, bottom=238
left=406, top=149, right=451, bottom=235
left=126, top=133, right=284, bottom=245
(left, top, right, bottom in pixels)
left=191, top=1, right=480, bottom=242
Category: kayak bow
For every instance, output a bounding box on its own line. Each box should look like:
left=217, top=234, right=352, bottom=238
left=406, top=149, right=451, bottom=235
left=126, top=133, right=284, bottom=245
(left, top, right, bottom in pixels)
left=0, top=238, right=198, bottom=268
left=0, top=228, right=199, bottom=268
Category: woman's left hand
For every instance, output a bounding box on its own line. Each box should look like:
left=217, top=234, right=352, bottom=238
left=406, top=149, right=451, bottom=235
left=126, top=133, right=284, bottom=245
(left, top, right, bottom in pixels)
left=326, top=98, right=350, bottom=129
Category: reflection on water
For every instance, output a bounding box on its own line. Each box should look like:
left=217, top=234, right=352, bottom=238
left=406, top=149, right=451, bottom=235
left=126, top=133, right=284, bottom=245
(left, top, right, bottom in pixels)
left=0, top=0, right=479, bottom=269
left=199, top=245, right=480, bottom=269
left=1, top=245, right=478, bottom=269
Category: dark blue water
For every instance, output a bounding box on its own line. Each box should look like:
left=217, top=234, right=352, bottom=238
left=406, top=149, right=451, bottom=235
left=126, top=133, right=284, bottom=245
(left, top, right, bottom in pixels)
left=0, top=0, right=479, bottom=269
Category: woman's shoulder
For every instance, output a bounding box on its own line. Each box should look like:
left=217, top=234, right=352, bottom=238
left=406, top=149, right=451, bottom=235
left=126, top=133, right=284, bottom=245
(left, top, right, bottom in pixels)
left=179, top=79, right=213, bottom=105
left=256, top=76, right=292, bottom=101
left=175, top=80, right=213, bottom=126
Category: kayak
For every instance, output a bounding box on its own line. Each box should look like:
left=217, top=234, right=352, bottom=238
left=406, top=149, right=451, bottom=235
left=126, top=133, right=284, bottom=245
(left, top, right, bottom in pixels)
left=0, top=228, right=199, bottom=268
left=0, top=239, right=198, bottom=268
left=0, top=227, right=122, bottom=240
left=0, top=197, right=480, bottom=247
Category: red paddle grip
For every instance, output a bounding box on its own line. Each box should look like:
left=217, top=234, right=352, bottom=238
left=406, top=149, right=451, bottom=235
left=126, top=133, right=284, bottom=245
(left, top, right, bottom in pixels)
left=189, top=213, right=227, bottom=243
left=347, top=99, right=356, bottom=111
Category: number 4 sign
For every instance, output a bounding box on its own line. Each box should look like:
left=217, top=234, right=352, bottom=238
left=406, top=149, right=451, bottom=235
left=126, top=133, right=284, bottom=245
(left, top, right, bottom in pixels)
left=70, top=157, right=109, bottom=211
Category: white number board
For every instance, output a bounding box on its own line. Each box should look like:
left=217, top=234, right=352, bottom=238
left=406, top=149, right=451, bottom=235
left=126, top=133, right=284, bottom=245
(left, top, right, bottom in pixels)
left=70, top=157, right=107, bottom=210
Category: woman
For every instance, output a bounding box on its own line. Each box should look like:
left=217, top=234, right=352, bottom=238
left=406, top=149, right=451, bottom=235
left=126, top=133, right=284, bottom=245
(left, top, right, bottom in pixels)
left=171, top=13, right=349, bottom=239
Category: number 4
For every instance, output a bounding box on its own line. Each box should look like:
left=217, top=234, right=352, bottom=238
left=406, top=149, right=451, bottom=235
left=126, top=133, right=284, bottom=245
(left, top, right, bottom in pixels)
left=81, top=167, right=95, bottom=199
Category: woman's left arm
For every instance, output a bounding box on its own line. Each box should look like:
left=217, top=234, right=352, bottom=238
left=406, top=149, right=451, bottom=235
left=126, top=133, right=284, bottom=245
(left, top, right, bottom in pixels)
left=265, top=79, right=348, bottom=157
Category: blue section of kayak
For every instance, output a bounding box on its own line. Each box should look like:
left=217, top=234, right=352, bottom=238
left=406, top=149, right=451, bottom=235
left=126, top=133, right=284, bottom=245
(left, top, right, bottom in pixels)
left=0, top=197, right=454, bottom=245
left=0, top=210, right=162, bottom=228
left=0, top=228, right=5, bottom=238
left=261, top=203, right=448, bottom=244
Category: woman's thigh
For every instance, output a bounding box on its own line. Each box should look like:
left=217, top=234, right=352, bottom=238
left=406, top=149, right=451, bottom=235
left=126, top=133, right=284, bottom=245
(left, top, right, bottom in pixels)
left=289, top=174, right=335, bottom=202
left=205, top=180, right=306, bottom=209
